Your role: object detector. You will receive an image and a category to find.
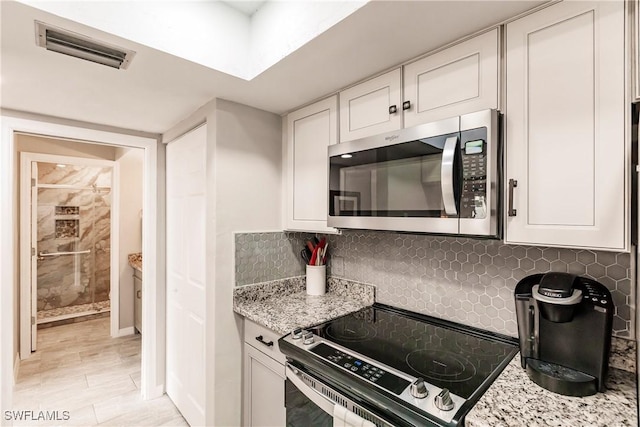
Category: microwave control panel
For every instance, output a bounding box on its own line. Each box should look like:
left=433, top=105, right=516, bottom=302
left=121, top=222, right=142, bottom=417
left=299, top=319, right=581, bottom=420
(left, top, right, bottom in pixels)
left=460, top=128, right=488, bottom=219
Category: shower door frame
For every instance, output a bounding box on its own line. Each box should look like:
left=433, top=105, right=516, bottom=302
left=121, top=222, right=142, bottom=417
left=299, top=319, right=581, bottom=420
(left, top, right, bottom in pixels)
left=20, top=152, right=118, bottom=354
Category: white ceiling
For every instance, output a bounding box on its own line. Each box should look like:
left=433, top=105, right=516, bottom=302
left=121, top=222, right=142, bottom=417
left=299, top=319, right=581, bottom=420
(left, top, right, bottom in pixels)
left=223, top=0, right=267, bottom=16
left=1, top=1, right=546, bottom=135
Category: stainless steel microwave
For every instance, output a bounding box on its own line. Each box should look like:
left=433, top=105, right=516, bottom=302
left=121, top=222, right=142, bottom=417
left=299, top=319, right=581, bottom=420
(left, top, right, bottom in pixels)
left=328, top=109, right=500, bottom=237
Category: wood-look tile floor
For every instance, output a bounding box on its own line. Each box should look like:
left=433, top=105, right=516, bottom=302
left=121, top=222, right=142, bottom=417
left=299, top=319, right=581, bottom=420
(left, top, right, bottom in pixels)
left=12, top=317, right=189, bottom=426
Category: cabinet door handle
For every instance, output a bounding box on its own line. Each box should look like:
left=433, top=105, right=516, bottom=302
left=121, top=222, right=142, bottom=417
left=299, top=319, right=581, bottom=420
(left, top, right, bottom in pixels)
left=389, top=105, right=397, bottom=114
left=255, top=335, right=274, bottom=347
left=508, top=179, right=518, bottom=217
left=402, top=100, right=411, bottom=111
left=136, top=290, right=142, bottom=299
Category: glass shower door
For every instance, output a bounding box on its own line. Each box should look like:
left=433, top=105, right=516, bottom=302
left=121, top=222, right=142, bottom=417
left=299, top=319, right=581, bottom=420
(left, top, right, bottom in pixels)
left=31, top=161, right=111, bottom=350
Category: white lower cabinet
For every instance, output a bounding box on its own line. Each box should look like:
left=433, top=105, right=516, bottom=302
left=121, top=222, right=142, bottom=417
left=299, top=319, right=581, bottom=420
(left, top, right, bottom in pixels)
left=133, top=269, right=142, bottom=334
left=243, top=320, right=286, bottom=427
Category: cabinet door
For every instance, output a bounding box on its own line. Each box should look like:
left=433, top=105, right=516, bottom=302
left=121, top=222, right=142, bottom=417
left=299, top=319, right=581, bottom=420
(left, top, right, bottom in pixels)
left=243, top=343, right=286, bottom=427
left=133, top=274, right=142, bottom=333
left=633, top=0, right=640, bottom=101
left=403, top=29, right=499, bottom=128
left=339, top=68, right=402, bottom=142
left=505, top=1, right=627, bottom=251
left=285, top=96, right=338, bottom=233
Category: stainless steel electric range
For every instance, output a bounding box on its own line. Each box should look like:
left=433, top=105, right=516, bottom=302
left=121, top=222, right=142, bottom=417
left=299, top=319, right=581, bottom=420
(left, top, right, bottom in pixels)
left=279, top=303, right=518, bottom=427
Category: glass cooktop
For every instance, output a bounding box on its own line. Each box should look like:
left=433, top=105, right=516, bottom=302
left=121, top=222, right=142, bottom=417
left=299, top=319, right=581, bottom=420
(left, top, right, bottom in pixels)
left=306, top=305, right=517, bottom=399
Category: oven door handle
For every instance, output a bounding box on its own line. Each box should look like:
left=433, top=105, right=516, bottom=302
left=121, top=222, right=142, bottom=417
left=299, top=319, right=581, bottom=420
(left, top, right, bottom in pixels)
left=441, top=135, right=458, bottom=216
left=286, top=364, right=335, bottom=416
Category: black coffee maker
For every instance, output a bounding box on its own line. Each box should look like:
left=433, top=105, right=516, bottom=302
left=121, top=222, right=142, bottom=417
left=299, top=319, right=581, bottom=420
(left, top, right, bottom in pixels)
left=514, top=272, right=613, bottom=396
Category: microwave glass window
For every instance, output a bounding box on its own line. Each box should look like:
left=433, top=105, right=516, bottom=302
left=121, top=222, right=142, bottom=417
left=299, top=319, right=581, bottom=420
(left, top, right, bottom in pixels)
left=329, top=134, right=459, bottom=218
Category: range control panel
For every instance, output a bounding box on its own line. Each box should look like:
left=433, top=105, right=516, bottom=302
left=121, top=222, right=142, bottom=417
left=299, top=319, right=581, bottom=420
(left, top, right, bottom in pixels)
left=460, top=128, right=488, bottom=219
left=311, top=343, right=409, bottom=395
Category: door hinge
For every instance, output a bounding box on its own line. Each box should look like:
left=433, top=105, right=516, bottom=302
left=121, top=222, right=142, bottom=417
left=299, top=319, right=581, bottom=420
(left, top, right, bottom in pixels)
left=31, top=316, right=36, bottom=326
left=31, top=178, right=36, bottom=187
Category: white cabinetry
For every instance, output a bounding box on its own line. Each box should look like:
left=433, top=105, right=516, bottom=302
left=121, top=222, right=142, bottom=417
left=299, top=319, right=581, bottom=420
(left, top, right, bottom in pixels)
left=505, top=1, right=627, bottom=251
left=243, top=319, right=286, bottom=427
left=285, top=96, right=338, bottom=232
left=339, top=69, right=402, bottom=142
left=133, top=268, right=142, bottom=334
left=337, top=30, right=499, bottom=144
left=403, top=29, right=499, bottom=128
left=635, top=0, right=640, bottom=101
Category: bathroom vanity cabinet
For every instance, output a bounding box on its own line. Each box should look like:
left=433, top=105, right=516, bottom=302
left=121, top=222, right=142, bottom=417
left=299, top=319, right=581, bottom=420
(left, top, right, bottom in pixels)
left=133, top=268, right=142, bottom=334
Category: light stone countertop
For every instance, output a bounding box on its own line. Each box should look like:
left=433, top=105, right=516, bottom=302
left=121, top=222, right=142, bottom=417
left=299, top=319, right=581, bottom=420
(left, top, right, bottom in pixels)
left=232, top=277, right=375, bottom=335
left=466, top=356, right=637, bottom=427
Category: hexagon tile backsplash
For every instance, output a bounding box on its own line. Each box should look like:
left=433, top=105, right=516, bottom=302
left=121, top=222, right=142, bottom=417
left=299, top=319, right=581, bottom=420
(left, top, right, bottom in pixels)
left=234, top=231, right=634, bottom=339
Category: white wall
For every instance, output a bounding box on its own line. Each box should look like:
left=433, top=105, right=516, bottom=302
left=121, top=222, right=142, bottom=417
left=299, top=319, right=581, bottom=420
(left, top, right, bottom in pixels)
left=212, top=99, right=282, bottom=424
left=163, top=98, right=282, bottom=426
left=115, top=147, right=144, bottom=330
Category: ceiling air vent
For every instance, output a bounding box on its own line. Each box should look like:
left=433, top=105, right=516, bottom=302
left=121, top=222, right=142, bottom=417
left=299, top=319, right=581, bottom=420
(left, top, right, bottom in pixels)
left=35, top=21, right=135, bottom=70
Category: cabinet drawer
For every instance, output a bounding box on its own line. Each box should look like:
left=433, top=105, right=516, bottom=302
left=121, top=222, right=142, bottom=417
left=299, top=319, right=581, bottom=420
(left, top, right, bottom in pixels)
left=244, top=319, right=286, bottom=365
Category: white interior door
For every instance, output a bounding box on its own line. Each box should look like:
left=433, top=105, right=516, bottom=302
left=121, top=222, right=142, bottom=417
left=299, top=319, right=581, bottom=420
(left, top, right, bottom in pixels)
left=30, top=162, right=38, bottom=351
left=165, top=125, right=207, bottom=426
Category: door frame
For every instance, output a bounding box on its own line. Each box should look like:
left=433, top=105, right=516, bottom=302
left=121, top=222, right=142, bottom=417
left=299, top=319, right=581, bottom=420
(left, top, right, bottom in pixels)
left=1, top=115, right=164, bottom=414
left=19, top=151, right=119, bottom=359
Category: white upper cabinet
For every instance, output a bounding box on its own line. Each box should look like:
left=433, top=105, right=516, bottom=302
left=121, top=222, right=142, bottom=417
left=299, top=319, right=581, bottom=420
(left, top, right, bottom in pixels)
left=285, top=96, right=338, bottom=233
left=403, top=29, right=499, bottom=128
left=339, top=69, right=402, bottom=142
left=505, top=1, right=627, bottom=251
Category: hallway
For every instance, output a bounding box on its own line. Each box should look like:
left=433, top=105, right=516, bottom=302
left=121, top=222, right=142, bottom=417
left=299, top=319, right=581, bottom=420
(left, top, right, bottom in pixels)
left=12, top=318, right=187, bottom=426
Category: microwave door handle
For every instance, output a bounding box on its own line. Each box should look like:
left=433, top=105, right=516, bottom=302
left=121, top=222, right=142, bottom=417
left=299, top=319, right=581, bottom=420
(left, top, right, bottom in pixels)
left=441, top=136, right=458, bottom=216
left=286, top=365, right=335, bottom=416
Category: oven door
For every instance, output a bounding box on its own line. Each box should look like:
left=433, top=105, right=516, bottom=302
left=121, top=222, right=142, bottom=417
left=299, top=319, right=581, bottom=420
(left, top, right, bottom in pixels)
left=285, top=366, right=333, bottom=427
left=285, top=363, right=391, bottom=427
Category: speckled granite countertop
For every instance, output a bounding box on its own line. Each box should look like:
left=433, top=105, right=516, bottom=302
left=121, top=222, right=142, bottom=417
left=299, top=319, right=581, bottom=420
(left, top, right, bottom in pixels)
left=233, top=277, right=375, bottom=335
left=128, top=253, right=142, bottom=271
left=466, top=356, right=637, bottom=427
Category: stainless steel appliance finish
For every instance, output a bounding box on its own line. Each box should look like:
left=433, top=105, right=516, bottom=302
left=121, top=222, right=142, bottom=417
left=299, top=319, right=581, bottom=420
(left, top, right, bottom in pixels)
left=328, top=109, right=500, bottom=237
left=280, top=304, right=518, bottom=427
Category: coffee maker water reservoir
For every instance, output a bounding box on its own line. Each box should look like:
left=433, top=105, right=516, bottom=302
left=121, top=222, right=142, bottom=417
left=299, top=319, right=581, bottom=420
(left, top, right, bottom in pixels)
left=514, top=272, right=613, bottom=396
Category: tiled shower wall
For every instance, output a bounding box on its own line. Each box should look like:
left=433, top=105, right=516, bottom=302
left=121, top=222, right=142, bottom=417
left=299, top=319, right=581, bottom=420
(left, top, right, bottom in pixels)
left=36, top=162, right=111, bottom=313
left=234, top=231, right=634, bottom=339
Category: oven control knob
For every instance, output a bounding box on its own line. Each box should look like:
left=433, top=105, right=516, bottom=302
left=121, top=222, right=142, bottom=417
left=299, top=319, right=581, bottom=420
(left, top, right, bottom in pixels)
left=434, top=388, right=455, bottom=411
left=291, top=328, right=303, bottom=340
left=302, top=332, right=314, bottom=345
left=410, top=378, right=428, bottom=399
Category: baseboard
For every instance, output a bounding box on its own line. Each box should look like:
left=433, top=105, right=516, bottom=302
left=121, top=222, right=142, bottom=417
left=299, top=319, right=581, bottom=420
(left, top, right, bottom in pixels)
left=143, top=384, right=165, bottom=400
left=13, top=352, right=20, bottom=384
left=117, top=326, right=135, bottom=337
